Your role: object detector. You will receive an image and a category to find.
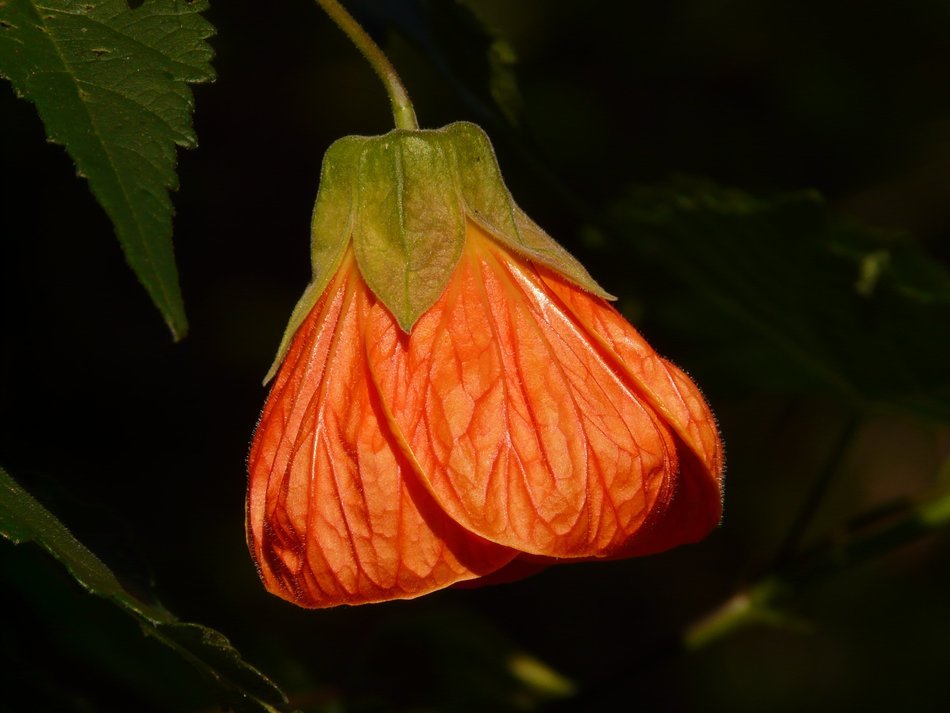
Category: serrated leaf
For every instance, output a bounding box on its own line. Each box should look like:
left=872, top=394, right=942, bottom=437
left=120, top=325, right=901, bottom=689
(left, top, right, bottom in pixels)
left=0, top=466, right=293, bottom=713
left=0, top=0, right=216, bottom=340
left=603, top=179, right=950, bottom=420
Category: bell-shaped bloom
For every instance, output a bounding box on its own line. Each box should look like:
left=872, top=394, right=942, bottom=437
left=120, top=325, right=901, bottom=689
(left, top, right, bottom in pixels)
left=247, top=123, right=724, bottom=608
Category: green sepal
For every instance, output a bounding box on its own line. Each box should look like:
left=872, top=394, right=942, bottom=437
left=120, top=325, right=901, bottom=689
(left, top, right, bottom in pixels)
left=445, top=122, right=613, bottom=301
left=263, top=136, right=364, bottom=384
left=264, top=121, right=613, bottom=382
left=352, top=131, right=466, bottom=332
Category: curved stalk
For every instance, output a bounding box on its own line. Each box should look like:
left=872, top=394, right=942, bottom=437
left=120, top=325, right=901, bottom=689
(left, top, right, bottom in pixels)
left=315, top=0, right=419, bottom=130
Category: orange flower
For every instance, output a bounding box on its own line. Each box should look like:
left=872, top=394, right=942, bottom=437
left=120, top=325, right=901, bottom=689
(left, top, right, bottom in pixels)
left=247, top=124, right=724, bottom=608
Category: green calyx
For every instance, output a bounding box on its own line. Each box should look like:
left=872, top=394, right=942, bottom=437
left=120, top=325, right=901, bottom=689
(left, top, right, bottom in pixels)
left=264, top=121, right=611, bottom=384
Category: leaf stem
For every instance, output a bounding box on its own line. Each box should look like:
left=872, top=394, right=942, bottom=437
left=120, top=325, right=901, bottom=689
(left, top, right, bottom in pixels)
left=315, top=0, right=419, bottom=130
left=684, top=487, right=950, bottom=651
left=772, top=414, right=861, bottom=564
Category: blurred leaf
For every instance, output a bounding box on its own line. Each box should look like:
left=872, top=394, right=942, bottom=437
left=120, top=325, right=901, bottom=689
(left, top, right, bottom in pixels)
left=686, top=484, right=950, bottom=650
left=357, top=607, right=575, bottom=713
left=602, top=179, right=950, bottom=420
left=0, top=466, right=293, bottom=713
left=351, top=0, right=522, bottom=125
left=0, top=0, right=216, bottom=340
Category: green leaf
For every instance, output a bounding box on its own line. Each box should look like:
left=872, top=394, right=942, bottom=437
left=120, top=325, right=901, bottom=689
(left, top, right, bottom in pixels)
left=0, top=0, right=216, bottom=340
left=603, top=179, right=950, bottom=420
left=0, top=466, right=293, bottom=713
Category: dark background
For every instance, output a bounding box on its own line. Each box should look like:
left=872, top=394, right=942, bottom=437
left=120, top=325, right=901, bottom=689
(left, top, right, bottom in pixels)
left=2, top=1, right=949, bottom=711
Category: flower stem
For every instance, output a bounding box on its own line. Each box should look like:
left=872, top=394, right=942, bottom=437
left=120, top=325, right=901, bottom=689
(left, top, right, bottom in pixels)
left=314, top=0, right=419, bottom=130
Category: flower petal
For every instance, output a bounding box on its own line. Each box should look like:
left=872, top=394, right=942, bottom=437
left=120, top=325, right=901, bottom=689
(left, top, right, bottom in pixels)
left=366, top=225, right=680, bottom=558
left=247, top=256, right=515, bottom=607
left=535, top=268, right=725, bottom=550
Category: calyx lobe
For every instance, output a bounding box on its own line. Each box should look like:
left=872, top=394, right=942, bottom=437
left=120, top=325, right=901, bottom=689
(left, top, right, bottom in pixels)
left=266, top=122, right=611, bottom=381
